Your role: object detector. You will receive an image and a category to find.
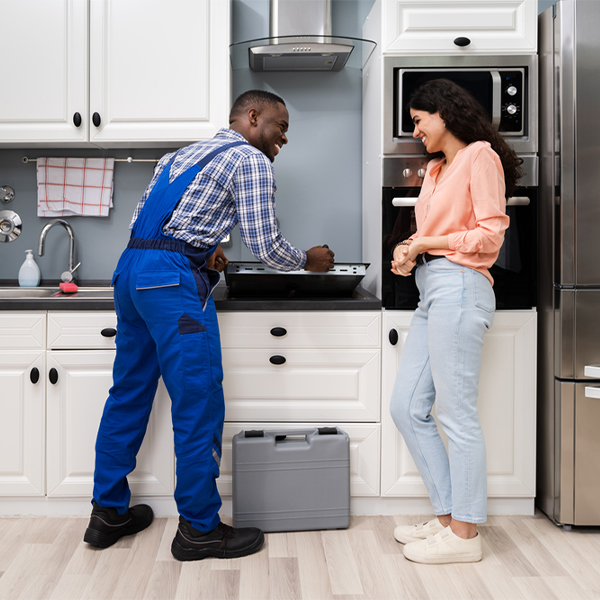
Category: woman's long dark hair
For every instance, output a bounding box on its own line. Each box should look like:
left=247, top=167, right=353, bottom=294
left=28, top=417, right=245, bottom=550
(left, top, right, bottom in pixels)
left=408, top=78, right=523, bottom=197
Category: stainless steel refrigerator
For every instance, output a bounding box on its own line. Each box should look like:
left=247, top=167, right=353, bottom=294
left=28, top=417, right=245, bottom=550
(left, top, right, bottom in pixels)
left=537, top=0, right=600, bottom=527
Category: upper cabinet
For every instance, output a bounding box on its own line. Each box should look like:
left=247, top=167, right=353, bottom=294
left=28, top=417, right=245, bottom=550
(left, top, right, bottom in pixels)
left=0, top=0, right=230, bottom=147
left=381, top=0, right=537, bottom=55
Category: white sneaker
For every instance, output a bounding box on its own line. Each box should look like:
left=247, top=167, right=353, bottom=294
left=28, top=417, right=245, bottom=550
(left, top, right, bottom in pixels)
left=403, top=526, right=483, bottom=564
left=393, top=518, right=445, bottom=545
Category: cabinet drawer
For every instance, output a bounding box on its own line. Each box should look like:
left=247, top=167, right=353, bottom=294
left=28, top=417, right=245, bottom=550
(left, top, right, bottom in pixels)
left=218, top=311, right=381, bottom=349
left=218, top=423, right=381, bottom=497
left=0, top=312, right=46, bottom=349
left=48, top=311, right=117, bottom=349
left=222, top=348, right=380, bottom=422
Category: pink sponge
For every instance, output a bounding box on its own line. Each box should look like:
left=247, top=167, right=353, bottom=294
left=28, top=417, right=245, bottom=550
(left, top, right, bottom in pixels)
left=59, top=282, right=79, bottom=294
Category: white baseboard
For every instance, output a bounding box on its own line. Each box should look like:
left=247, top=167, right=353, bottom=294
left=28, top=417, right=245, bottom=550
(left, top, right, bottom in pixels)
left=0, top=496, right=534, bottom=518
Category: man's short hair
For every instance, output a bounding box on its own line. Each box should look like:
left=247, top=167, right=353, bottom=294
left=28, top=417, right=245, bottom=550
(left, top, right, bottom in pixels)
left=229, top=90, right=286, bottom=122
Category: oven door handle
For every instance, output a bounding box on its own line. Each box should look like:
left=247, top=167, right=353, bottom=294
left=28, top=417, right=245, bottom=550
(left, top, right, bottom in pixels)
left=491, top=70, right=501, bottom=131
left=392, top=198, right=417, bottom=207
left=506, top=196, right=531, bottom=206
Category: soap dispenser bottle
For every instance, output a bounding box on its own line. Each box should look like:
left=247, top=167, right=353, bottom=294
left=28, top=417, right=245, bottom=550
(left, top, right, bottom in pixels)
left=18, top=249, right=41, bottom=287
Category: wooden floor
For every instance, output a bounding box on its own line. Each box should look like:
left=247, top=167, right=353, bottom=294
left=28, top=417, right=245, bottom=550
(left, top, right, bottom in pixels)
left=0, top=511, right=599, bottom=600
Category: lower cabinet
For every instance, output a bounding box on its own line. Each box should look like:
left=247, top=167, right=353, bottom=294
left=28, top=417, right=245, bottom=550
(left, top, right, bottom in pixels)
left=0, top=311, right=175, bottom=498
left=381, top=310, right=537, bottom=498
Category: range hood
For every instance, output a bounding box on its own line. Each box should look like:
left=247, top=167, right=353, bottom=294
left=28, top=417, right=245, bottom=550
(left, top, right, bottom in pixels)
left=231, top=0, right=375, bottom=72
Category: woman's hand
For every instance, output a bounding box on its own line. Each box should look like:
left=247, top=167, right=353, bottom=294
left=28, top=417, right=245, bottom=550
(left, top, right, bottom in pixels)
left=391, top=239, right=420, bottom=277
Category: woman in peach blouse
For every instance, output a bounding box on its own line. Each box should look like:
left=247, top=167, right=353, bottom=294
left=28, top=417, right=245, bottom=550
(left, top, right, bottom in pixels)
left=389, top=79, right=523, bottom=564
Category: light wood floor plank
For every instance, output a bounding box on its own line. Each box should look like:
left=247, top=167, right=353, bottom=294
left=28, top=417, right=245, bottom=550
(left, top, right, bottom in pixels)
left=380, top=554, right=430, bottom=600
left=295, top=531, right=334, bottom=600
left=472, top=562, right=533, bottom=600
left=238, top=546, right=270, bottom=600
left=156, top=517, right=179, bottom=562
left=140, top=561, right=182, bottom=600
left=482, top=526, right=540, bottom=577
left=500, top=517, right=569, bottom=578
left=348, top=529, right=398, bottom=600
left=321, top=530, right=363, bottom=596
left=111, top=518, right=167, bottom=600
left=521, top=516, right=600, bottom=595
left=80, top=548, right=135, bottom=600
left=439, top=564, right=494, bottom=600
left=269, top=557, right=302, bottom=600
left=512, top=576, right=561, bottom=600
left=267, top=532, right=297, bottom=559
left=174, top=561, right=211, bottom=600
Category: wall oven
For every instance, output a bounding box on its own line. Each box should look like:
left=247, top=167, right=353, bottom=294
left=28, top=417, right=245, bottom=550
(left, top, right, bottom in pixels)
left=379, top=54, right=538, bottom=310
left=381, top=158, right=538, bottom=310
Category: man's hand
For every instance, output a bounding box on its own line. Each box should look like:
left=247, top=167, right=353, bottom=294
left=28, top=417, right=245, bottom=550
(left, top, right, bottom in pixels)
left=304, top=245, right=335, bottom=272
left=207, top=245, right=229, bottom=273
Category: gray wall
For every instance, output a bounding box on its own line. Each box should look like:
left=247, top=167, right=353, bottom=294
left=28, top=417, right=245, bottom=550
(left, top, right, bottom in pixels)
left=0, top=0, right=374, bottom=283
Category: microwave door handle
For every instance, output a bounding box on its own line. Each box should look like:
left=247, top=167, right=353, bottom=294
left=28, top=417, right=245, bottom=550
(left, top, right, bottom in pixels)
left=392, top=198, right=417, bottom=207
left=491, top=70, right=501, bottom=130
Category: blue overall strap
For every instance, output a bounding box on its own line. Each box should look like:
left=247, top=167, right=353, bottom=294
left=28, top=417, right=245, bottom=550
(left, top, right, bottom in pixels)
left=131, top=140, right=247, bottom=241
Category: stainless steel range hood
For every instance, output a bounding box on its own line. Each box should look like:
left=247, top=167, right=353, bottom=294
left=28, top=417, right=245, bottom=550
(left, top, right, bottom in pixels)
left=240, top=0, right=373, bottom=72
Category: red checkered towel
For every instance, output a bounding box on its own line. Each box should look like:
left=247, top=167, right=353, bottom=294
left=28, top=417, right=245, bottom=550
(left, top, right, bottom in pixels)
left=37, top=157, right=115, bottom=217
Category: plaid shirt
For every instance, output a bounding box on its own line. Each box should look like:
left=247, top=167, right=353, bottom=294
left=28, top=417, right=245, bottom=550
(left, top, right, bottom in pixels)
left=130, top=129, right=306, bottom=271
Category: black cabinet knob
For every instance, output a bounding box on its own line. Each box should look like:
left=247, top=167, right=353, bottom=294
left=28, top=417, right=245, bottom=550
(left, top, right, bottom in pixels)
left=30, top=368, right=40, bottom=384
left=270, top=327, right=287, bottom=337
left=101, top=328, right=117, bottom=338
left=49, top=368, right=59, bottom=385
left=73, top=112, right=82, bottom=127
left=92, top=112, right=101, bottom=127
left=269, top=355, right=286, bottom=365
left=453, top=36, right=471, bottom=47
left=389, top=328, right=399, bottom=346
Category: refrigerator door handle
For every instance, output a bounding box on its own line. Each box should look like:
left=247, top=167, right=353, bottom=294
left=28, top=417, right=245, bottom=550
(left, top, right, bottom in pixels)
left=584, top=365, right=600, bottom=378
left=585, top=386, right=600, bottom=399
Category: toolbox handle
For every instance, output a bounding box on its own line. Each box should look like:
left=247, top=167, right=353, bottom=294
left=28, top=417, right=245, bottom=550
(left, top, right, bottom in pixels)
left=275, top=434, right=307, bottom=442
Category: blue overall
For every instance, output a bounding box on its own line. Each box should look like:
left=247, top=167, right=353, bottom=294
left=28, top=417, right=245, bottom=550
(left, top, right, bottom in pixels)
left=93, top=141, right=246, bottom=532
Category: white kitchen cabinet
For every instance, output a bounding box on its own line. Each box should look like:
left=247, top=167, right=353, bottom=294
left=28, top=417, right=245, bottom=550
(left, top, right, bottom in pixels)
left=218, top=423, right=381, bottom=498
left=0, top=313, right=47, bottom=496
left=381, top=310, right=537, bottom=498
left=0, top=0, right=230, bottom=146
left=218, top=311, right=381, bottom=423
left=381, top=0, right=537, bottom=55
left=45, top=312, right=175, bottom=497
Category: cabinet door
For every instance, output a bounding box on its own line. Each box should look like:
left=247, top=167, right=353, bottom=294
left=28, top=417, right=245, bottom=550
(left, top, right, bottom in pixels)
left=0, top=0, right=88, bottom=144
left=222, top=348, right=381, bottom=422
left=382, top=0, right=537, bottom=55
left=218, top=422, right=381, bottom=498
left=381, top=311, right=537, bottom=497
left=0, top=352, right=45, bottom=495
left=46, top=351, right=174, bottom=497
left=89, top=0, right=230, bottom=146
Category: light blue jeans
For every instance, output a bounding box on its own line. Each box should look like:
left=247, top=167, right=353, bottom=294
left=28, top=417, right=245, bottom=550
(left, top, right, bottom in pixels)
left=390, top=257, right=495, bottom=523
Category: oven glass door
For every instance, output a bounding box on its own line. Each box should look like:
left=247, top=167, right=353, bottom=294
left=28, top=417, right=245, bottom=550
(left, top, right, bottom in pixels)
left=382, top=187, right=537, bottom=310
left=395, top=69, right=525, bottom=138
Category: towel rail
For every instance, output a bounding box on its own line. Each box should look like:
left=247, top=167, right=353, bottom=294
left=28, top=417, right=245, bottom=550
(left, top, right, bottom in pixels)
left=22, top=156, right=158, bottom=164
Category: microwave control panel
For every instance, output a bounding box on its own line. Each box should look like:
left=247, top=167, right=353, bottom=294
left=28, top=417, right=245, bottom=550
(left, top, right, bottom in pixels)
left=499, top=71, right=524, bottom=134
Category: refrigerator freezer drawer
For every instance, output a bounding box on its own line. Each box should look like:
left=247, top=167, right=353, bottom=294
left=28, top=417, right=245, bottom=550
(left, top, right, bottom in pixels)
left=555, top=289, right=600, bottom=379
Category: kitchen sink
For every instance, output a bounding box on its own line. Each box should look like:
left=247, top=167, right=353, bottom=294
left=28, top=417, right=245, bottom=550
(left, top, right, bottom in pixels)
left=0, top=286, right=114, bottom=299
left=0, top=287, right=57, bottom=298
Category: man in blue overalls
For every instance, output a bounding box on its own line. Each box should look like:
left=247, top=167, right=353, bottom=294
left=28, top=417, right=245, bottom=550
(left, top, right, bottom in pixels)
left=83, top=90, right=335, bottom=561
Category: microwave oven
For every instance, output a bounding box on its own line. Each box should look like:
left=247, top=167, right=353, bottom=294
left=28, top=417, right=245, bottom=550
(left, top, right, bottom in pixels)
left=382, top=54, right=538, bottom=157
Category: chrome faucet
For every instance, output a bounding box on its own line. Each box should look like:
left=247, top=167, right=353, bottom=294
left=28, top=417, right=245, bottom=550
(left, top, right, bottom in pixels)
left=38, top=219, right=79, bottom=282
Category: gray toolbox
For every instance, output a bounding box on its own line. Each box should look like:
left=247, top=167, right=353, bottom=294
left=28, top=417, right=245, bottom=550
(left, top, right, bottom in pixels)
left=232, top=427, right=350, bottom=532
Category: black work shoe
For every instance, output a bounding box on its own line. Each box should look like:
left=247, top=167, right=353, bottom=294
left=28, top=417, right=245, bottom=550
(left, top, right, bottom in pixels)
left=171, top=517, right=264, bottom=561
left=83, top=501, right=154, bottom=548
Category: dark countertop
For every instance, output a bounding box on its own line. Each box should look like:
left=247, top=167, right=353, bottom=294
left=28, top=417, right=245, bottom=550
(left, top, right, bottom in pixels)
left=0, top=280, right=381, bottom=312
